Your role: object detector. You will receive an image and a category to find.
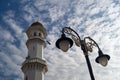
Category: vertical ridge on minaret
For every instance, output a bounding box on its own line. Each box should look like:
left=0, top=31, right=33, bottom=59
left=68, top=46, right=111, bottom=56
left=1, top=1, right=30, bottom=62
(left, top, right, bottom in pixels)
left=21, top=22, right=48, bottom=80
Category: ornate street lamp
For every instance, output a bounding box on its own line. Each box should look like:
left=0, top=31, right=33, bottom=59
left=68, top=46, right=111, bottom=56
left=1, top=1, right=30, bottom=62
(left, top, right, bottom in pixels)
left=55, top=27, right=110, bottom=80
left=56, top=33, right=73, bottom=52
left=96, top=50, right=110, bottom=66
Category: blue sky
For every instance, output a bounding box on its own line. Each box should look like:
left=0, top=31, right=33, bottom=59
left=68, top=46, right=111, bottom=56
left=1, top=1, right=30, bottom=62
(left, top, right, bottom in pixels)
left=0, top=0, right=120, bottom=80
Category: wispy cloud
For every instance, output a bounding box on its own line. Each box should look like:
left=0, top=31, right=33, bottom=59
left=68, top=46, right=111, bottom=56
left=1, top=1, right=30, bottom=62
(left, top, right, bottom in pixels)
left=0, top=0, right=120, bottom=80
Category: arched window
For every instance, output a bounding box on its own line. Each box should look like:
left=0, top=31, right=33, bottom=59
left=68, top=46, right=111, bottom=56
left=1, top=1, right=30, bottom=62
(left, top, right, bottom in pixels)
left=34, top=32, right=37, bottom=36
left=39, top=33, right=41, bottom=37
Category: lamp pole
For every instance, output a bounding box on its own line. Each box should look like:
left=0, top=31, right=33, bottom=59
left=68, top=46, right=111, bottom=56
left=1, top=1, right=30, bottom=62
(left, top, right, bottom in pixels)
left=55, top=27, right=110, bottom=80
left=81, top=40, right=95, bottom=80
left=85, top=55, right=95, bottom=80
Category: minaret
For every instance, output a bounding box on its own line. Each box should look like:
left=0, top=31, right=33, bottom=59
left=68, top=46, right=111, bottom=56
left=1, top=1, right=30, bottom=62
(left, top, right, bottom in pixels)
left=21, top=22, right=48, bottom=80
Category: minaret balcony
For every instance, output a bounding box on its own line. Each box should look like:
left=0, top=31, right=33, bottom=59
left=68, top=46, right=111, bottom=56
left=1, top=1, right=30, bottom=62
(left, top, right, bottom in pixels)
left=21, top=58, right=48, bottom=73
left=22, top=58, right=47, bottom=66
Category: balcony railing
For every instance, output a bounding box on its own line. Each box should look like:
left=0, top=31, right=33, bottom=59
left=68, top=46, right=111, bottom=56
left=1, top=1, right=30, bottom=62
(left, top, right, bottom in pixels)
left=22, top=58, right=46, bottom=65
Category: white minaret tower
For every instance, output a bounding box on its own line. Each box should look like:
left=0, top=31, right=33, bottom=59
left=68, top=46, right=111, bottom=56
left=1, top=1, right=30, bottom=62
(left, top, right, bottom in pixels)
left=21, top=22, right=48, bottom=80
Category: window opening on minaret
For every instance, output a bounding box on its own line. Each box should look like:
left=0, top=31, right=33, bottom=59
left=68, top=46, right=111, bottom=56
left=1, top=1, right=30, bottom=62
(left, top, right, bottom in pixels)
left=39, top=33, right=41, bottom=37
left=34, top=32, right=37, bottom=36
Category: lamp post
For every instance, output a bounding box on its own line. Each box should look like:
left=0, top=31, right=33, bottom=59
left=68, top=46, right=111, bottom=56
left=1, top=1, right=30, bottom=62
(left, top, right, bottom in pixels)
left=55, top=27, right=110, bottom=80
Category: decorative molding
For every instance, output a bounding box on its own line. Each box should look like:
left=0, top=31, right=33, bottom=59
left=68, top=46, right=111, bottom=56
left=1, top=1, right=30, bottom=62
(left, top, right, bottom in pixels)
left=21, top=58, right=48, bottom=73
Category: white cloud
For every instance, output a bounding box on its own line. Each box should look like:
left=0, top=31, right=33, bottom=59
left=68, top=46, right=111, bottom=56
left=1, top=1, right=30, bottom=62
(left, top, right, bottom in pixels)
left=4, top=18, right=23, bottom=34
left=0, top=26, right=15, bottom=42
left=0, top=52, right=23, bottom=79
left=1, top=0, right=120, bottom=80
left=90, top=7, right=100, bottom=15
left=49, top=6, right=65, bottom=21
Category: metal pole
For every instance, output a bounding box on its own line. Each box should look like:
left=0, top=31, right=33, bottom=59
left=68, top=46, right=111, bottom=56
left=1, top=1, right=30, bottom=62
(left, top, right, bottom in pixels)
left=85, top=55, right=95, bottom=80
left=81, top=40, right=95, bottom=80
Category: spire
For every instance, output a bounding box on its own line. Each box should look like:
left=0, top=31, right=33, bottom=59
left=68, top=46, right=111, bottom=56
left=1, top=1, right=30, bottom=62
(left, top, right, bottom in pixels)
left=31, top=22, right=43, bottom=26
